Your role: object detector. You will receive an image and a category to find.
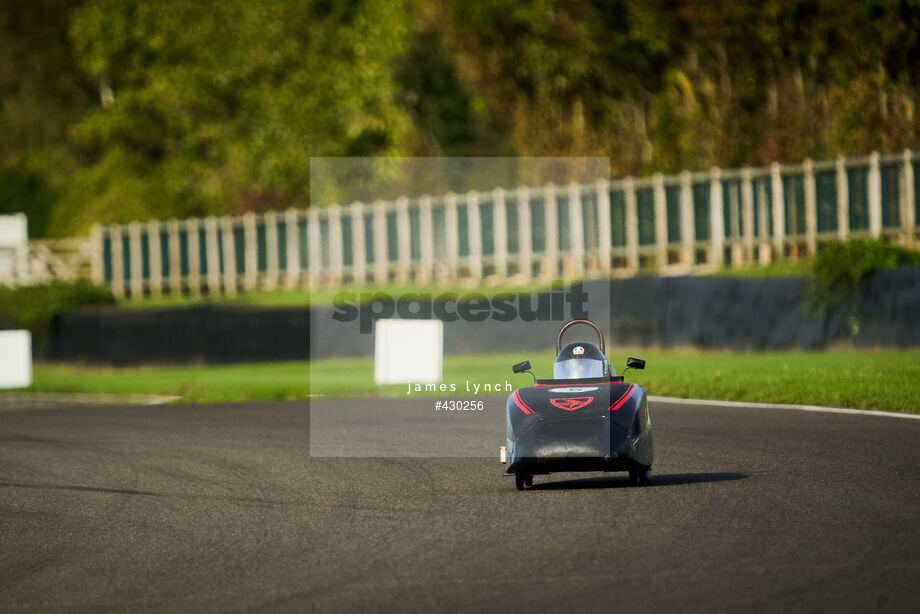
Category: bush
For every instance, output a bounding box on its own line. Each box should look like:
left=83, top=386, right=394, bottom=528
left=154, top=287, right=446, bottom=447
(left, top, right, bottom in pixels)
left=0, top=280, right=115, bottom=344
left=805, top=239, right=920, bottom=324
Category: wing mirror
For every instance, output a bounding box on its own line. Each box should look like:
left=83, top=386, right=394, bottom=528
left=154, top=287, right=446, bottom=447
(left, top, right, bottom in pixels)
left=512, top=360, right=531, bottom=373
left=512, top=360, right=536, bottom=385
left=623, top=357, right=645, bottom=377
left=626, top=357, right=645, bottom=370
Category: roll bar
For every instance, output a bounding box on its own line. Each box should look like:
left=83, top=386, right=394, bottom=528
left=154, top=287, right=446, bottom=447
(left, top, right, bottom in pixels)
left=555, top=319, right=606, bottom=355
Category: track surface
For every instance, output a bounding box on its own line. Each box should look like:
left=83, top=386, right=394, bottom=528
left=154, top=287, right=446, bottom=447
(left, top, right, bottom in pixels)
left=1, top=397, right=919, bottom=612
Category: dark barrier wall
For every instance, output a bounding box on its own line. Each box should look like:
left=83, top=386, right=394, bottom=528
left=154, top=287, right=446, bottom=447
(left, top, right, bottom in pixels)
left=39, top=267, right=920, bottom=365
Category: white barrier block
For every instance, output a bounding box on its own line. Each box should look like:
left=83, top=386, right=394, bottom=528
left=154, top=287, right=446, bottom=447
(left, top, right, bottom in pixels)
left=374, top=319, right=443, bottom=385
left=0, top=330, right=32, bottom=388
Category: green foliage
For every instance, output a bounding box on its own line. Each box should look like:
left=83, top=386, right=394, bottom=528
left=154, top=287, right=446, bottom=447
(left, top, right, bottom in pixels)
left=805, top=239, right=920, bottom=320
left=2, top=0, right=920, bottom=236
left=0, top=280, right=115, bottom=343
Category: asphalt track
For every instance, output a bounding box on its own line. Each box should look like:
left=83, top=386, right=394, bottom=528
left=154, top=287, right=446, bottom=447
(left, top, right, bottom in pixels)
left=1, top=397, right=919, bottom=612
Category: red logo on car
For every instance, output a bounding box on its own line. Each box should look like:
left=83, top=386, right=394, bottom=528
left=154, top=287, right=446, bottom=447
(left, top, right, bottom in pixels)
left=549, top=397, right=594, bottom=411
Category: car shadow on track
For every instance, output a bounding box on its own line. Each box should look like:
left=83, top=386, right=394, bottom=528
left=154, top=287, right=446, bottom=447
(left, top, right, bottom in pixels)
left=527, top=472, right=748, bottom=490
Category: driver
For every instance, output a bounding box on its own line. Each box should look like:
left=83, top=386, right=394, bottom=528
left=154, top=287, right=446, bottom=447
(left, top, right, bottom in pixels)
left=553, top=342, right=613, bottom=379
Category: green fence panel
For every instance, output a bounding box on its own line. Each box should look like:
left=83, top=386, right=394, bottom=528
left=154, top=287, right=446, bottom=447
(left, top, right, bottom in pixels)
left=159, top=230, right=170, bottom=278
left=217, top=228, right=225, bottom=274
left=276, top=221, right=286, bottom=271
left=556, top=195, right=570, bottom=251
left=880, top=162, right=901, bottom=228
left=141, top=233, right=150, bottom=280
left=691, top=182, right=710, bottom=241
left=847, top=166, right=869, bottom=231
left=636, top=187, right=655, bottom=245
left=103, top=235, right=112, bottom=282
left=362, top=214, right=374, bottom=264
left=233, top=227, right=245, bottom=273
left=431, top=207, right=445, bottom=260
left=341, top=216, right=353, bottom=266
left=298, top=218, right=308, bottom=269
left=408, top=208, right=420, bottom=261
left=610, top=189, right=626, bottom=247
left=915, top=162, right=920, bottom=226
left=505, top=197, right=519, bottom=255
left=581, top=192, right=598, bottom=251
left=198, top=227, right=208, bottom=276
left=256, top=223, right=267, bottom=272
left=815, top=170, right=837, bottom=232
left=665, top=186, right=681, bottom=242
left=479, top=200, right=494, bottom=256
left=530, top=196, right=546, bottom=252
left=384, top=212, right=397, bottom=262
left=177, top=229, right=188, bottom=276
left=457, top=203, right=470, bottom=257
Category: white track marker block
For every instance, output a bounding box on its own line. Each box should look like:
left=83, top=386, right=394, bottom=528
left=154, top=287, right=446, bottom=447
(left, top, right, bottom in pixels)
left=374, top=319, right=443, bottom=385
left=0, top=330, right=32, bottom=388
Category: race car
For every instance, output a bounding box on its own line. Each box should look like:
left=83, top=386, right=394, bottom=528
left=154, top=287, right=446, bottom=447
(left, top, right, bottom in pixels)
left=503, top=318, right=653, bottom=490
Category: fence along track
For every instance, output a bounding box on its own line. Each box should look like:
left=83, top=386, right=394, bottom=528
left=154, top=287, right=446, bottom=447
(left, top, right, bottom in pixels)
left=90, top=150, right=920, bottom=297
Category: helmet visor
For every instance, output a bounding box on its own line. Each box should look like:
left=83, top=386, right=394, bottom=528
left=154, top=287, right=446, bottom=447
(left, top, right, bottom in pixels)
left=553, top=358, right=606, bottom=379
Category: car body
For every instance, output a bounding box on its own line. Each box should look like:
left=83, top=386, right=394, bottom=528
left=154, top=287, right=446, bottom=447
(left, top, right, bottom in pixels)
left=503, top=319, right=653, bottom=489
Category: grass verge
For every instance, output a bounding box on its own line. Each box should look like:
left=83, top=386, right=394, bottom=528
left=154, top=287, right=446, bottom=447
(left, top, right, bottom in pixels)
left=10, top=348, right=920, bottom=413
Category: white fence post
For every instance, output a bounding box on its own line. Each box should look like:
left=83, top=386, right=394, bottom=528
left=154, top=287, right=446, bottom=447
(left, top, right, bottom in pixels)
left=543, top=184, right=558, bottom=279
left=680, top=171, right=694, bottom=267
left=568, top=183, right=585, bottom=277
left=709, top=167, right=724, bottom=267
left=167, top=219, right=182, bottom=295
left=868, top=151, right=882, bottom=236
left=110, top=225, right=124, bottom=298
left=756, top=177, right=771, bottom=263
left=285, top=209, right=300, bottom=289
left=771, top=162, right=785, bottom=258
left=652, top=173, right=667, bottom=269
left=741, top=168, right=755, bottom=263
left=596, top=179, right=611, bottom=272
left=128, top=221, right=143, bottom=297
left=492, top=188, right=508, bottom=279
left=624, top=177, right=639, bottom=272
left=466, top=191, right=482, bottom=282
left=220, top=216, right=237, bottom=295
left=329, top=206, right=344, bottom=286
left=804, top=158, right=818, bottom=255
left=418, top=197, right=433, bottom=283
left=904, top=149, right=916, bottom=246
left=309, top=208, right=323, bottom=288
left=204, top=216, right=220, bottom=294
left=444, top=193, right=459, bottom=281
left=90, top=224, right=103, bottom=285
left=517, top=187, right=532, bottom=279
left=148, top=221, right=162, bottom=296
left=836, top=156, right=849, bottom=241
left=264, top=211, right=279, bottom=290
left=395, top=197, right=411, bottom=283
left=187, top=218, right=201, bottom=296
left=242, top=212, right=257, bottom=291
left=350, top=203, right=367, bottom=285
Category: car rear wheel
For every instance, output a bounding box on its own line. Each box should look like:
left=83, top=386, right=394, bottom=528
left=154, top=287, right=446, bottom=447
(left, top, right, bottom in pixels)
left=515, top=474, right=526, bottom=490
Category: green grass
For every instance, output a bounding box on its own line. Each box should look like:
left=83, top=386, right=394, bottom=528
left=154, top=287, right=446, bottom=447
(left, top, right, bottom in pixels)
left=12, top=348, right=920, bottom=413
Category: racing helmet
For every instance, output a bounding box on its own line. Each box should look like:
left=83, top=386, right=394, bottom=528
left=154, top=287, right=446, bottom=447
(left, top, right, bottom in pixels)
left=553, top=342, right=610, bottom=379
